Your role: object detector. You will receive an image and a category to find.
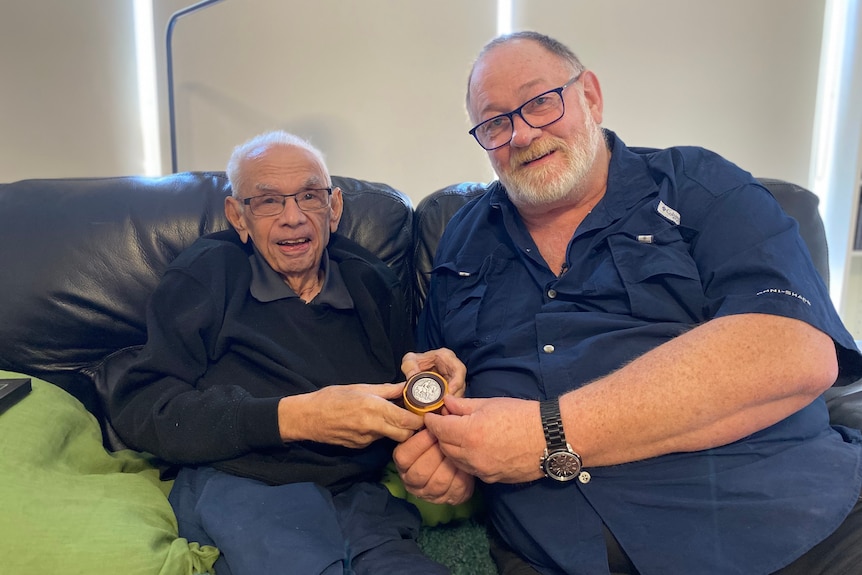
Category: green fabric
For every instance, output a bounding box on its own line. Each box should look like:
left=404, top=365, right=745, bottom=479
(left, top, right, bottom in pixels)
left=0, top=371, right=219, bottom=575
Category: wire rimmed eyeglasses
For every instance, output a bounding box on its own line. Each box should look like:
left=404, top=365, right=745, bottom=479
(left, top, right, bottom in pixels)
left=468, top=72, right=584, bottom=151
left=241, top=187, right=332, bottom=216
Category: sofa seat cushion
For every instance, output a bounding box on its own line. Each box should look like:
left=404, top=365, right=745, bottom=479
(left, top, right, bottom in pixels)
left=0, top=371, right=218, bottom=575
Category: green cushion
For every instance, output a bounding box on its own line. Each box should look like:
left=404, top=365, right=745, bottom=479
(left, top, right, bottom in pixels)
left=0, top=371, right=218, bottom=575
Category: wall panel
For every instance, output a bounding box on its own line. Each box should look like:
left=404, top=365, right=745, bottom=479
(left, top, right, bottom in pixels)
left=157, top=0, right=498, bottom=203
left=514, top=0, right=825, bottom=187
left=0, top=0, right=143, bottom=180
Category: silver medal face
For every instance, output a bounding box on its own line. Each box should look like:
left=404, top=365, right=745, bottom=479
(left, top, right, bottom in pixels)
left=404, top=371, right=448, bottom=413
left=411, top=377, right=443, bottom=404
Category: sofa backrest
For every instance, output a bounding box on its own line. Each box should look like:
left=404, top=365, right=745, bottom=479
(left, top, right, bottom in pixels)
left=0, top=172, right=412, bottom=416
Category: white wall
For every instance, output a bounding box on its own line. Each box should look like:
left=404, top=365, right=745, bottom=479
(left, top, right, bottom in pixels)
left=152, top=0, right=827, bottom=204
left=155, top=0, right=497, bottom=202
left=518, top=0, right=825, bottom=188
left=0, top=0, right=144, bottom=179
left=0, top=0, right=833, bottom=205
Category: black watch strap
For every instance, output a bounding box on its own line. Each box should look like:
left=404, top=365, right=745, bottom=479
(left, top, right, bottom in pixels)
left=540, top=399, right=568, bottom=450
left=539, top=398, right=586, bottom=482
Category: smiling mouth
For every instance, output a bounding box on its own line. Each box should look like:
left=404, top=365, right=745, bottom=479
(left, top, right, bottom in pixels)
left=521, top=150, right=554, bottom=166
left=276, top=239, right=310, bottom=246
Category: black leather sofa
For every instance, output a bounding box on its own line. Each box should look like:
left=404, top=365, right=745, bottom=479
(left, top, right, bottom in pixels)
left=0, top=172, right=860, bottom=574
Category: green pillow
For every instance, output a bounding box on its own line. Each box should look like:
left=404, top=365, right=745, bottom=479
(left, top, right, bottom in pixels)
left=0, top=371, right=218, bottom=575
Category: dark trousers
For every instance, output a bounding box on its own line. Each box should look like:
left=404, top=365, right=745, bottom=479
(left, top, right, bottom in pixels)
left=169, top=466, right=449, bottom=575
left=489, top=491, right=862, bottom=575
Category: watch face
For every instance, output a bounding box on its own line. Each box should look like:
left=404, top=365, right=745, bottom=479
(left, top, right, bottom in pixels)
left=544, top=450, right=581, bottom=481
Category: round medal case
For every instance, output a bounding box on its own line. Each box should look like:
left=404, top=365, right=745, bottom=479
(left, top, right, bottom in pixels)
left=403, top=371, right=448, bottom=415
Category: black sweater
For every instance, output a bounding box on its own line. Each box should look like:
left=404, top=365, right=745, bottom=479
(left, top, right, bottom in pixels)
left=109, top=230, right=412, bottom=493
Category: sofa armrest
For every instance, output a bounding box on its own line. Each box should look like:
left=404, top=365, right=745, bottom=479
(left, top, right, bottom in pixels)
left=824, top=378, right=862, bottom=431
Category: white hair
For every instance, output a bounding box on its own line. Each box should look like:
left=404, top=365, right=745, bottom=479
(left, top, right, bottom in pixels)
left=226, top=130, right=328, bottom=198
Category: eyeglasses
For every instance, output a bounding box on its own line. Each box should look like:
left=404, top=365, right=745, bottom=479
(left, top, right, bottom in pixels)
left=468, top=73, right=584, bottom=151
left=241, top=188, right=332, bottom=216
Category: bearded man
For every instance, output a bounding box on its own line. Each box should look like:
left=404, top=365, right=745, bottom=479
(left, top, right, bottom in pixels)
left=394, top=31, right=862, bottom=575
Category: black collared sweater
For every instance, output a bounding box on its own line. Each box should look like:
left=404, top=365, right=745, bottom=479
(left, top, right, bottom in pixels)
left=109, top=230, right=412, bottom=493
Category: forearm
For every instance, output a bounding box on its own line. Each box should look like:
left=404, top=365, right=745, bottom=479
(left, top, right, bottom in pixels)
left=278, top=384, right=425, bottom=447
left=113, top=374, right=282, bottom=463
left=560, top=313, right=838, bottom=467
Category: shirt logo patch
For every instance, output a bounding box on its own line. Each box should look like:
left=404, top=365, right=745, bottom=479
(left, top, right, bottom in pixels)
left=657, top=201, right=680, bottom=225
left=756, top=288, right=812, bottom=306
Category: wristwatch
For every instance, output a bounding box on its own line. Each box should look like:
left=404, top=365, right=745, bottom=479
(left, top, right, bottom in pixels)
left=539, top=399, right=583, bottom=481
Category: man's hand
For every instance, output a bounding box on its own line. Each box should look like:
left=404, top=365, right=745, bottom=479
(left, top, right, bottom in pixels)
left=278, top=383, right=424, bottom=448
left=401, top=348, right=467, bottom=397
left=393, top=428, right=475, bottom=505
left=423, top=395, right=547, bottom=484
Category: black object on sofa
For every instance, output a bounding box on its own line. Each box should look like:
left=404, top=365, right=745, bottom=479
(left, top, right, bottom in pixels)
left=0, top=173, right=860, bottom=573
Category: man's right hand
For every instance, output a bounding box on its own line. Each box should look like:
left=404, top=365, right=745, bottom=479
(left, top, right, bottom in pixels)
left=277, top=383, right=425, bottom=448
left=393, top=427, right=475, bottom=505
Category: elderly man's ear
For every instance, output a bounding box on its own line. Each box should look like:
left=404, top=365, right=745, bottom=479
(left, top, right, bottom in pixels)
left=329, top=187, right=344, bottom=233
left=224, top=196, right=250, bottom=243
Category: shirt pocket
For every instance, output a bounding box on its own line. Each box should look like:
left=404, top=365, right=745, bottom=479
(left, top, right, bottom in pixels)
left=433, top=251, right=515, bottom=353
left=605, top=226, right=705, bottom=324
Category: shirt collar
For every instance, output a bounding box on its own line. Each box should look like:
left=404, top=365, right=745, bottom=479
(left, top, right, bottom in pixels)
left=248, top=245, right=354, bottom=309
left=600, top=129, right=663, bottom=221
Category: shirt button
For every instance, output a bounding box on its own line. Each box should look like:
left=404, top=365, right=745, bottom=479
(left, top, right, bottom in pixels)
left=547, top=289, right=557, bottom=298
left=578, top=471, right=591, bottom=484
left=543, top=344, right=555, bottom=353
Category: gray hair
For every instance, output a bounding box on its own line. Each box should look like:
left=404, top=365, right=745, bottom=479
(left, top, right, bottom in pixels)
left=226, top=130, right=328, bottom=198
left=466, top=31, right=585, bottom=109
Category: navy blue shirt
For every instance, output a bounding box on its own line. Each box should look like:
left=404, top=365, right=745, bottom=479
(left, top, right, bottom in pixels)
left=419, top=131, right=862, bottom=574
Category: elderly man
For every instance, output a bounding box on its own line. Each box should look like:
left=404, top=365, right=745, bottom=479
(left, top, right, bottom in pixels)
left=396, top=31, right=862, bottom=575
left=109, top=131, right=451, bottom=575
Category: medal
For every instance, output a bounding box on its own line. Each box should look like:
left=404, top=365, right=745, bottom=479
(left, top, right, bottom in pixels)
left=403, top=371, right=448, bottom=415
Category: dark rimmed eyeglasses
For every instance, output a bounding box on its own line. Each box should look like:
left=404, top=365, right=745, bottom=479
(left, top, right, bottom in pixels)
left=241, top=187, right=332, bottom=216
left=468, top=72, right=584, bottom=151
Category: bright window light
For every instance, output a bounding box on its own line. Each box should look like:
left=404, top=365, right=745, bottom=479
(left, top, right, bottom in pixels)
left=497, top=0, right=512, bottom=35
left=810, top=0, right=849, bottom=213
left=134, top=0, right=162, bottom=176
left=809, top=0, right=859, bottom=309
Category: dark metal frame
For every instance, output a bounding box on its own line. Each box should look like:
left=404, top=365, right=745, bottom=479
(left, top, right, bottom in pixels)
left=166, top=0, right=226, bottom=173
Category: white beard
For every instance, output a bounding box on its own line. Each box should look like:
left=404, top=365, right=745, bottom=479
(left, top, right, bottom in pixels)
left=499, top=95, right=603, bottom=209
